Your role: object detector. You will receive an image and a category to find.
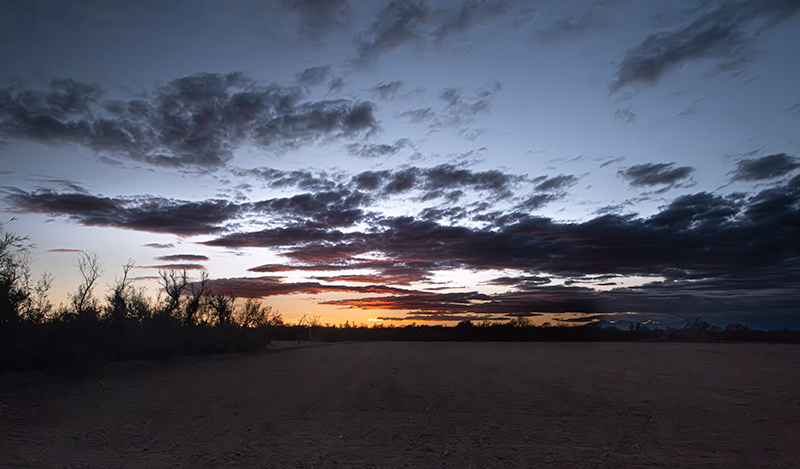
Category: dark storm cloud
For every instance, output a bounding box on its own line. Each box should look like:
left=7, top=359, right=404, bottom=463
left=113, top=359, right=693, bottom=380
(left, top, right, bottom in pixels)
left=0, top=73, right=377, bottom=168
left=731, top=153, right=800, bottom=181
left=5, top=189, right=240, bottom=235
left=610, top=0, right=800, bottom=92
left=618, top=162, right=694, bottom=189
left=155, top=254, right=210, bottom=262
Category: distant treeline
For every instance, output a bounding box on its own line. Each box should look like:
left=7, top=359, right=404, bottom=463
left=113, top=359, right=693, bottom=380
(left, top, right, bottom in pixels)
left=284, top=317, right=800, bottom=344
left=2, top=226, right=799, bottom=375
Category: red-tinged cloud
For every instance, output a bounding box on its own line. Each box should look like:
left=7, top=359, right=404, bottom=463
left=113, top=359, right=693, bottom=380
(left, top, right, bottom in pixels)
left=155, top=254, right=210, bottom=262
left=138, top=263, right=207, bottom=270
left=46, top=248, right=82, bottom=253
left=312, top=273, right=421, bottom=285
left=248, top=259, right=434, bottom=285
left=203, top=276, right=420, bottom=298
left=375, top=313, right=504, bottom=322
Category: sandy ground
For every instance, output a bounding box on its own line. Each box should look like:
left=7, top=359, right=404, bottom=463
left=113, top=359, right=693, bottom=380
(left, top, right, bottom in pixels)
left=2, top=341, right=799, bottom=468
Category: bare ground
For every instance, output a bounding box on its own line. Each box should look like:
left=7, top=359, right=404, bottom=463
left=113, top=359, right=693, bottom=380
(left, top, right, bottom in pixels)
left=2, top=341, right=799, bottom=468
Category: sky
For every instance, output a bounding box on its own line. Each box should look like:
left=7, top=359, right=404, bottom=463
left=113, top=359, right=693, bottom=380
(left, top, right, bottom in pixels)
left=1, top=0, right=799, bottom=329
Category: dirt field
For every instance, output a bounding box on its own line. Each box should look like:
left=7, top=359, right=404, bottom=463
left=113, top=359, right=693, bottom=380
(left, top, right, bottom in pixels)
left=2, top=341, right=799, bottom=468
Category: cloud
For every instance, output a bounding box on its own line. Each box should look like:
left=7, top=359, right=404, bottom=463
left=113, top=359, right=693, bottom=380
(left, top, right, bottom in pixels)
left=155, top=254, right=210, bottom=262
left=432, top=0, right=514, bottom=42
left=354, top=0, right=517, bottom=65
left=138, top=263, right=207, bottom=270
left=614, top=108, right=636, bottom=123
left=206, top=176, right=800, bottom=291
left=203, top=276, right=418, bottom=298
left=202, top=224, right=347, bottom=249
left=610, top=0, right=800, bottom=93
left=731, top=153, right=800, bottom=181
left=0, top=73, right=377, bottom=169
left=374, top=313, right=500, bottom=322
left=346, top=138, right=410, bottom=158
left=533, top=174, right=578, bottom=192
left=143, top=243, right=175, bottom=249
left=6, top=163, right=554, bottom=239
left=372, top=81, right=403, bottom=99
left=46, top=248, right=82, bottom=253
left=486, top=275, right=551, bottom=287
left=252, top=190, right=368, bottom=228
left=5, top=190, right=241, bottom=235
left=321, top=286, right=601, bottom=317
left=296, top=66, right=332, bottom=85
left=618, top=162, right=694, bottom=189
left=400, top=107, right=435, bottom=122
left=355, top=0, right=429, bottom=66
left=13, top=169, right=800, bottom=323
left=23, top=173, right=793, bottom=322
left=241, top=163, right=525, bottom=204
left=532, top=1, right=614, bottom=45
left=283, top=0, right=352, bottom=37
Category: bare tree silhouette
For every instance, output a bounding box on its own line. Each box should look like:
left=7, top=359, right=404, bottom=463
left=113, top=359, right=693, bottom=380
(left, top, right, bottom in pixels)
left=158, top=268, right=189, bottom=318
left=105, top=260, right=135, bottom=323
left=71, top=251, right=102, bottom=314
left=184, top=269, right=208, bottom=325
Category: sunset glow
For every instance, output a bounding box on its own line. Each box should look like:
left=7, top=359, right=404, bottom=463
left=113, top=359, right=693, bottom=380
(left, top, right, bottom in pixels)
left=1, top=0, right=799, bottom=328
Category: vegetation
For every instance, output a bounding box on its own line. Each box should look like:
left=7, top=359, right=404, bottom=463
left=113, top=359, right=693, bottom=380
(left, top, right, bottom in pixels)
left=269, top=318, right=800, bottom=344
left=0, top=225, right=283, bottom=374
left=1, top=225, right=798, bottom=375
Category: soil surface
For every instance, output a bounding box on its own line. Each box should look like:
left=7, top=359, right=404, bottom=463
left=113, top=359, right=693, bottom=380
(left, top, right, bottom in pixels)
left=2, top=341, right=799, bottom=468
